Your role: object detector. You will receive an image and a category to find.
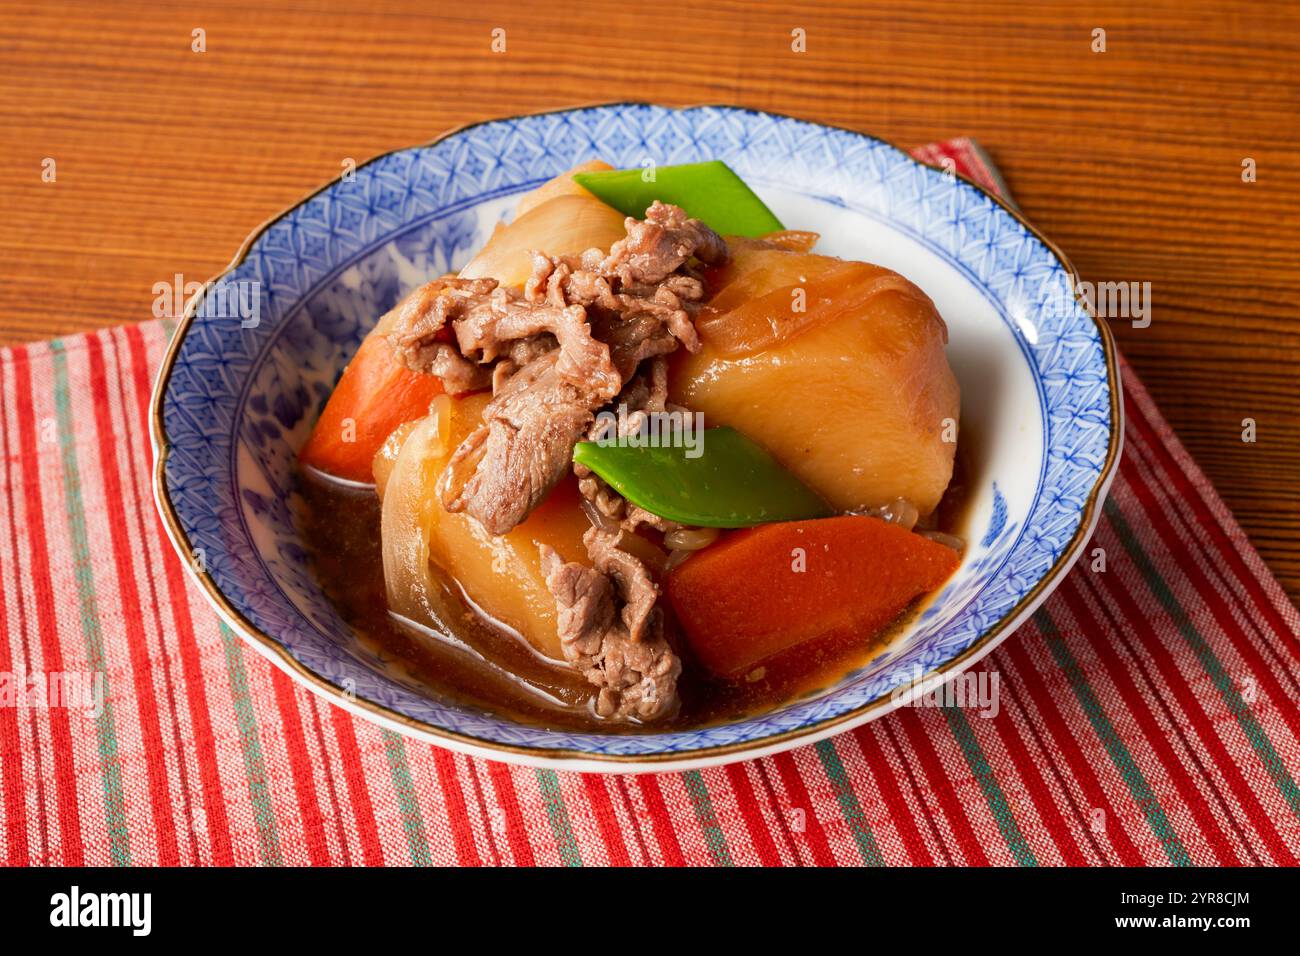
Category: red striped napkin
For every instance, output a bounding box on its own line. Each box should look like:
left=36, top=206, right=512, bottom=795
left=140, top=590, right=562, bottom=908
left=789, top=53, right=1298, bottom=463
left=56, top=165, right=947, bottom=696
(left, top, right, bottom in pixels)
left=1, top=140, right=1297, bottom=867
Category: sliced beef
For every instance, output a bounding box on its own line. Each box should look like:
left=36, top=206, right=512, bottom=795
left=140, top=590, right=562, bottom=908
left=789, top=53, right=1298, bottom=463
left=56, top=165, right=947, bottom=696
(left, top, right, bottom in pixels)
left=574, top=356, right=683, bottom=534
left=539, top=529, right=680, bottom=721
left=389, top=280, right=624, bottom=535
left=601, top=200, right=728, bottom=285
left=421, top=346, right=493, bottom=394
left=529, top=252, right=709, bottom=362
left=387, top=276, right=499, bottom=373
left=596, top=312, right=682, bottom=380
left=585, top=527, right=658, bottom=641
left=441, top=350, right=602, bottom=535
left=452, top=296, right=619, bottom=397
left=390, top=276, right=617, bottom=397
left=494, top=334, right=557, bottom=385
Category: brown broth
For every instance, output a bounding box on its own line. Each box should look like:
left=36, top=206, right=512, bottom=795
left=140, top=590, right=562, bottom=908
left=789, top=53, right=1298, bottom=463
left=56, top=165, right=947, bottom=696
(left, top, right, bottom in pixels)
left=297, top=450, right=971, bottom=733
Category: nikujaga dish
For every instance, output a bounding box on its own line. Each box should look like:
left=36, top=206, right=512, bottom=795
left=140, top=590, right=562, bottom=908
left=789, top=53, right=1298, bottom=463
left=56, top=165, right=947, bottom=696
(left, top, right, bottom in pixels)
left=153, top=104, right=1122, bottom=767
left=296, top=159, right=968, bottom=730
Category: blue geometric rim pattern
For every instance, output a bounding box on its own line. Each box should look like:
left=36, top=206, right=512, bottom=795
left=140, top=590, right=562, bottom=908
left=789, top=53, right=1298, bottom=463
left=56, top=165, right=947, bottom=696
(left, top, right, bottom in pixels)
left=157, top=104, right=1117, bottom=758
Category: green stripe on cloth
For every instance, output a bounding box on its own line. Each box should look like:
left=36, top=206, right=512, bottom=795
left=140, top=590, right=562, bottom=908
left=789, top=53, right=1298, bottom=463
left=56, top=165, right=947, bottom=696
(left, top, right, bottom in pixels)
left=941, top=706, right=1038, bottom=866
left=814, top=739, right=884, bottom=865
left=379, top=729, right=433, bottom=866
left=534, top=769, right=583, bottom=866
left=1035, top=607, right=1192, bottom=865
left=1105, top=499, right=1300, bottom=817
left=216, top=624, right=283, bottom=865
left=49, top=341, right=132, bottom=866
left=681, top=771, right=734, bottom=866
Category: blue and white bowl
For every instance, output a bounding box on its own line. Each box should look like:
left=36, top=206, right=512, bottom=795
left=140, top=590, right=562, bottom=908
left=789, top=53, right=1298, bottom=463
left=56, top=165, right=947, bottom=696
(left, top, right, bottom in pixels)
left=151, top=104, right=1122, bottom=772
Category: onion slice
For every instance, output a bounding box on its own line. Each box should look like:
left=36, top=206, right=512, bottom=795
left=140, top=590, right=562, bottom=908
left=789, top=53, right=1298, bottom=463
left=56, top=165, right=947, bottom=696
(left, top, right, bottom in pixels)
left=378, top=398, right=455, bottom=627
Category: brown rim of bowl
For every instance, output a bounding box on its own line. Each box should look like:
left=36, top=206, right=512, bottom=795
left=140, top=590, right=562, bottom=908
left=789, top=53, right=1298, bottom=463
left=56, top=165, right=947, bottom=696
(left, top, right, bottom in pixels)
left=149, top=102, right=1124, bottom=766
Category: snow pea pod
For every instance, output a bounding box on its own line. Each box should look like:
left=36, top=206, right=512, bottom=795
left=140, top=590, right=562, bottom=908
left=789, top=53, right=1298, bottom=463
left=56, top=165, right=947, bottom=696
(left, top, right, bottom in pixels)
left=573, top=161, right=784, bottom=238
left=572, top=426, right=832, bottom=528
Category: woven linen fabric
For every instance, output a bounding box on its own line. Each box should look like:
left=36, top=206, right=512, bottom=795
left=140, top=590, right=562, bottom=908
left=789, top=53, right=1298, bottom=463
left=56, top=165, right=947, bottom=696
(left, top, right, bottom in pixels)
left=0, top=140, right=1297, bottom=867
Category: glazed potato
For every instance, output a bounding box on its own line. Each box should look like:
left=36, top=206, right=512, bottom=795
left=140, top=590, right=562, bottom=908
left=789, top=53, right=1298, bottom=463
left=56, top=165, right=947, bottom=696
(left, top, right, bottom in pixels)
left=670, top=242, right=960, bottom=515
left=512, top=159, right=613, bottom=218
left=376, top=393, right=591, bottom=662
left=459, top=171, right=628, bottom=290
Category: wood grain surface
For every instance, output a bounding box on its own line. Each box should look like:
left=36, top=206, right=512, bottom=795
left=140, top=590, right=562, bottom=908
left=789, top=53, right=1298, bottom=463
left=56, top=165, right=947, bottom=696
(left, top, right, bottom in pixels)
left=2, top=0, right=1297, bottom=599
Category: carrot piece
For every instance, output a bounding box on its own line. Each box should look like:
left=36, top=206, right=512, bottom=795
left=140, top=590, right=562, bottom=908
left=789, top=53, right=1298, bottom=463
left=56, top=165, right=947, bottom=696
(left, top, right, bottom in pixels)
left=299, top=330, right=449, bottom=483
left=664, top=515, right=960, bottom=678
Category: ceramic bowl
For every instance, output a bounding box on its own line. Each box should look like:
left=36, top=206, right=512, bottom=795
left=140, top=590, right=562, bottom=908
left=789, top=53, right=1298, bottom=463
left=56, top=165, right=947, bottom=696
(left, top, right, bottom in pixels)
left=151, top=103, right=1122, bottom=771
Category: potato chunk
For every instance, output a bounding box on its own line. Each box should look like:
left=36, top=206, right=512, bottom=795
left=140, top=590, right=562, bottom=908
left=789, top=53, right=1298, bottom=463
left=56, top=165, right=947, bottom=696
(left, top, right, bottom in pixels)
left=376, top=393, right=591, bottom=662
left=670, top=242, right=959, bottom=515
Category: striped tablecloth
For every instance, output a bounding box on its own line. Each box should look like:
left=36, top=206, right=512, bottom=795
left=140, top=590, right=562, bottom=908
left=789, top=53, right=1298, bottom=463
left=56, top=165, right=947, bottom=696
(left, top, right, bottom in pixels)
left=1, top=141, right=1297, bottom=867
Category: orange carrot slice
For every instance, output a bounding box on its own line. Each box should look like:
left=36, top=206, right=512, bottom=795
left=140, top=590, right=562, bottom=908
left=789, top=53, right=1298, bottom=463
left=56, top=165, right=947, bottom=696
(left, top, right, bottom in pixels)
left=299, top=329, right=450, bottom=483
left=664, top=516, right=960, bottom=677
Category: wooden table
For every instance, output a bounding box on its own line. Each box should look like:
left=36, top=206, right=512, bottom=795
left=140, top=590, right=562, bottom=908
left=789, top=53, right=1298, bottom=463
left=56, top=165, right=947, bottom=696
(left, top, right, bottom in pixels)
left=3, top=0, right=1297, bottom=600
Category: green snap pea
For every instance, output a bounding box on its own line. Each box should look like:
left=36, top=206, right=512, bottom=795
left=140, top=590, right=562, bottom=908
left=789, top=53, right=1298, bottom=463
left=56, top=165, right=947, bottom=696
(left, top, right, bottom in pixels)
left=573, top=161, right=784, bottom=238
left=572, top=426, right=831, bottom=528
